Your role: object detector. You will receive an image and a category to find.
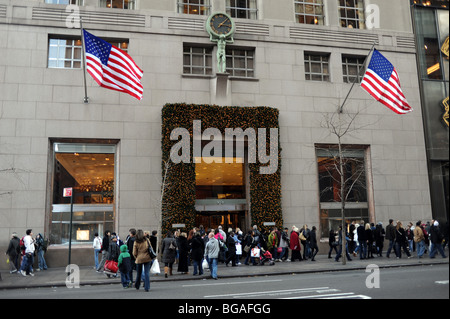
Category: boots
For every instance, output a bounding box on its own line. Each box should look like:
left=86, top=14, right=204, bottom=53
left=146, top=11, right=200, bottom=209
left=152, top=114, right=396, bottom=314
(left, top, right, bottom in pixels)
left=169, top=267, right=173, bottom=276
left=164, top=266, right=168, bottom=278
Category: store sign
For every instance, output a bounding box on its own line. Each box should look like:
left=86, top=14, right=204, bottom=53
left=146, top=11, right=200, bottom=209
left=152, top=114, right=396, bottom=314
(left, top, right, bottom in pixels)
left=63, top=187, right=73, bottom=197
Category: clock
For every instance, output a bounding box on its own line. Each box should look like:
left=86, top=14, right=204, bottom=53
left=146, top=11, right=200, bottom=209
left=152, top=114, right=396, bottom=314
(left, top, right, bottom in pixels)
left=207, top=12, right=235, bottom=38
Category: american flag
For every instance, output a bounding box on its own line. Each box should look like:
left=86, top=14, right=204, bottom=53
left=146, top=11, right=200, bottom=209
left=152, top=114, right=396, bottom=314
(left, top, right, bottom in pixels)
left=360, top=49, right=412, bottom=114
left=83, top=30, right=143, bottom=100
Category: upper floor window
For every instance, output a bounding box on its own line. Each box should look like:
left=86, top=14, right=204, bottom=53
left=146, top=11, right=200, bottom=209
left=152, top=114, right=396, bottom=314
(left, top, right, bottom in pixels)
left=183, top=45, right=213, bottom=75
left=338, top=0, right=365, bottom=29
left=304, top=52, right=330, bottom=82
left=177, top=0, right=211, bottom=15
left=294, top=0, right=324, bottom=25
left=100, top=0, right=135, bottom=10
left=226, top=0, right=258, bottom=20
left=226, top=48, right=255, bottom=78
left=45, top=0, right=84, bottom=4
left=342, top=55, right=365, bottom=83
left=48, top=36, right=128, bottom=69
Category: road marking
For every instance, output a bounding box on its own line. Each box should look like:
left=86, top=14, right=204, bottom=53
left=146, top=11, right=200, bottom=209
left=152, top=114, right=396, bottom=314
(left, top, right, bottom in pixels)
left=282, top=292, right=372, bottom=299
left=183, top=279, right=283, bottom=288
left=435, top=280, right=449, bottom=285
left=204, top=287, right=330, bottom=298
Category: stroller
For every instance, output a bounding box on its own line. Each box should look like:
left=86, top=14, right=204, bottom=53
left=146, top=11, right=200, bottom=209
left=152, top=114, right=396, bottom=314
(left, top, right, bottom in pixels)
left=259, top=249, right=275, bottom=266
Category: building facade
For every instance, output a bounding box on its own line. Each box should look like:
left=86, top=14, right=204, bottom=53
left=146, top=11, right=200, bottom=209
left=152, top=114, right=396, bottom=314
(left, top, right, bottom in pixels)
left=0, top=0, right=432, bottom=267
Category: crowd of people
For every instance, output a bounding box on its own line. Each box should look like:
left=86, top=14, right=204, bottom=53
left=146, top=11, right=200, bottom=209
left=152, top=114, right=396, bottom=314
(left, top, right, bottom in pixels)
left=4, top=218, right=448, bottom=289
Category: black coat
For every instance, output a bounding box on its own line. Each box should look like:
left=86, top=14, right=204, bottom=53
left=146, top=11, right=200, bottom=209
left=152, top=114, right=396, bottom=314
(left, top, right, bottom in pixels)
left=177, top=236, right=189, bottom=272
left=191, top=235, right=205, bottom=261
left=357, top=225, right=366, bottom=241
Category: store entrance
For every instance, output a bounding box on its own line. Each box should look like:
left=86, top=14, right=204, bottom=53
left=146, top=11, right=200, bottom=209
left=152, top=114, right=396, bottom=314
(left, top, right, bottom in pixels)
left=196, top=211, right=246, bottom=232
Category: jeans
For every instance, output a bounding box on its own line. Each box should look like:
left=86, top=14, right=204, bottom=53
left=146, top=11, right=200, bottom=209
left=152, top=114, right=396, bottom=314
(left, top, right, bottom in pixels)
left=279, top=247, right=289, bottom=260
left=358, top=241, right=367, bottom=259
left=97, top=251, right=107, bottom=271
left=37, top=249, right=47, bottom=270
left=208, top=258, right=218, bottom=279
left=335, top=244, right=352, bottom=261
left=94, top=249, right=101, bottom=269
left=429, top=243, right=446, bottom=258
left=120, top=271, right=131, bottom=287
left=416, top=240, right=426, bottom=258
left=135, top=261, right=151, bottom=291
left=386, top=239, right=397, bottom=257
left=21, top=253, right=34, bottom=274
left=193, top=259, right=203, bottom=275
left=395, top=241, right=411, bottom=258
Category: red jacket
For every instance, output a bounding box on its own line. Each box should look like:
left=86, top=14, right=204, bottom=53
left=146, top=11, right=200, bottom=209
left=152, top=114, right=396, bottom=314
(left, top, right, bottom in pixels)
left=290, top=232, right=301, bottom=251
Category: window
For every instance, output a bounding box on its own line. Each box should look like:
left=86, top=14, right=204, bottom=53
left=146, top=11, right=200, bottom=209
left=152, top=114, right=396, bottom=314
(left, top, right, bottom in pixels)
left=316, top=145, right=370, bottom=238
left=45, top=0, right=84, bottom=4
left=226, top=48, right=255, bottom=78
left=338, top=0, right=365, bottom=29
left=50, top=142, right=117, bottom=245
left=294, top=0, right=324, bottom=25
left=183, top=46, right=213, bottom=75
left=100, top=0, right=135, bottom=9
left=226, top=0, right=258, bottom=20
left=177, top=0, right=211, bottom=15
left=48, top=36, right=128, bottom=69
left=342, top=55, right=365, bottom=83
left=304, top=52, right=330, bottom=81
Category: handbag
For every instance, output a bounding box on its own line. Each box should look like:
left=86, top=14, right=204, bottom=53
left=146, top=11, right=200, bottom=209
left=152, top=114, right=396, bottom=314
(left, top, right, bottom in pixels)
left=202, top=258, right=209, bottom=269
left=150, top=259, right=160, bottom=274
left=104, top=260, right=118, bottom=273
left=299, top=231, right=306, bottom=241
left=244, top=245, right=251, bottom=253
left=277, top=247, right=283, bottom=253
left=169, top=240, right=176, bottom=250
left=235, top=243, right=242, bottom=255
left=146, top=239, right=157, bottom=259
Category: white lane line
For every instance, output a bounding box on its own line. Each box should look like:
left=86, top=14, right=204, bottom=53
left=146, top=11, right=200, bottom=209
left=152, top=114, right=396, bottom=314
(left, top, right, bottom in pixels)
left=435, top=280, right=449, bottom=285
left=204, top=287, right=330, bottom=298
left=282, top=292, right=373, bottom=299
left=182, top=279, right=283, bottom=287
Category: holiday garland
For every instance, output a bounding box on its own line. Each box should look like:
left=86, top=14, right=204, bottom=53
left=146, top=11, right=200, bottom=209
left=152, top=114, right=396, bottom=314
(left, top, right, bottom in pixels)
left=161, top=103, right=282, bottom=234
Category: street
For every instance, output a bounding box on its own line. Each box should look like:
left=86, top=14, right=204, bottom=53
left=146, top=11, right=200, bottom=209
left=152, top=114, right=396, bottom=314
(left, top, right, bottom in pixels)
left=0, top=264, right=447, bottom=300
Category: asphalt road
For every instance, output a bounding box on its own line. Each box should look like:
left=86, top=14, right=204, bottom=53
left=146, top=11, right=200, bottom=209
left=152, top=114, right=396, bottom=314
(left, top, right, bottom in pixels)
left=0, top=264, right=448, bottom=301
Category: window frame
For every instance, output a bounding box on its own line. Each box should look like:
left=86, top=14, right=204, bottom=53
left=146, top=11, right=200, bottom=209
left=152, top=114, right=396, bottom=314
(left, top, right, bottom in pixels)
left=45, top=0, right=84, bottom=4
left=100, top=0, right=135, bottom=10
left=183, top=45, right=214, bottom=76
left=304, top=52, right=330, bottom=82
left=226, top=47, right=255, bottom=78
left=338, top=0, right=366, bottom=29
left=177, top=0, right=211, bottom=15
left=342, top=55, right=366, bottom=83
left=294, top=0, right=325, bottom=25
left=226, top=0, right=258, bottom=20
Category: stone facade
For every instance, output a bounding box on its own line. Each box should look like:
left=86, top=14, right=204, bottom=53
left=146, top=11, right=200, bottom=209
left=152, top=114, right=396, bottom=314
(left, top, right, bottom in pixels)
left=0, top=0, right=431, bottom=268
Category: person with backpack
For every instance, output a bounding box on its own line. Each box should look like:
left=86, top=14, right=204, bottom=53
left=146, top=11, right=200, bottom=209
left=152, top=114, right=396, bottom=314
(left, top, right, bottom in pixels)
left=35, top=233, right=48, bottom=271
left=118, top=244, right=132, bottom=288
left=20, top=229, right=35, bottom=277
left=6, top=232, right=21, bottom=274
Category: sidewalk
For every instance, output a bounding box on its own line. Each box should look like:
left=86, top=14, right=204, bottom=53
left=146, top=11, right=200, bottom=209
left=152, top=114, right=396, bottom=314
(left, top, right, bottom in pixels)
left=0, top=254, right=448, bottom=290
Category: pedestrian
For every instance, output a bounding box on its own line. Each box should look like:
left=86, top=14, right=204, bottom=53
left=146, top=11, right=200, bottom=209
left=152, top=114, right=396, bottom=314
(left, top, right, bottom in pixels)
left=93, top=232, right=102, bottom=270
left=177, top=232, right=189, bottom=274
left=357, top=221, right=367, bottom=259
left=225, top=231, right=237, bottom=267
left=161, top=231, right=177, bottom=278
left=118, top=244, right=132, bottom=288
left=348, top=221, right=356, bottom=256
left=234, top=229, right=243, bottom=265
left=394, top=221, right=411, bottom=258
left=126, top=228, right=136, bottom=284
left=133, top=229, right=152, bottom=292
left=96, top=230, right=110, bottom=272
left=105, top=235, right=120, bottom=277
left=191, top=232, right=205, bottom=275
left=290, top=227, right=302, bottom=261
left=385, top=219, right=397, bottom=258
left=243, top=230, right=258, bottom=265
left=406, top=222, right=415, bottom=253
left=335, top=225, right=352, bottom=262
left=35, top=233, right=48, bottom=271
left=20, top=229, right=35, bottom=277
left=309, top=226, right=318, bottom=261
left=442, top=221, right=449, bottom=251
left=365, top=223, right=374, bottom=258
left=413, top=221, right=426, bottom=259
left=300, top=225, right=310, bottom=260
left=328, top=229, right=338, bottom=259
left=204, top=232, right=223, bottom=280
left=267, top=228, right=278, bottom=261
left=279, top=227, right=291, bottom=261
left=374, top=222, right=385, bottom=257
left=429, top=220, right=447, bottom=259
left=5, top=232, right=20, bottom=274
left=150, top=230, right=158, bottom=253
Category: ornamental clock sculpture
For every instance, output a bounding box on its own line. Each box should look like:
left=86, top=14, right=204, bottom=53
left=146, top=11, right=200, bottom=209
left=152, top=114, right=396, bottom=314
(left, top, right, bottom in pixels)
left=206, top=13, right=236, bottom=73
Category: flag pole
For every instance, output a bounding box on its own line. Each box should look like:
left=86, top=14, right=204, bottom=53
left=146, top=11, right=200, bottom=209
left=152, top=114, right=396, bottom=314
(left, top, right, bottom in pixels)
left=80, top=17, right=89, bottom=104
left=339, top=41, right=376, bottom=113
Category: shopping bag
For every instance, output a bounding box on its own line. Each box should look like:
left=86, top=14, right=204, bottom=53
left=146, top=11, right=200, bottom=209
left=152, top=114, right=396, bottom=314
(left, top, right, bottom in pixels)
left=235, top=243, right=242, bottom=255
left=251, top=247, right=260, bottom=258
left=202, top=258, right=209, bottom=269
left=277, top=247, right=283, bottom=253
left=150, top=259, right=160, bottom=274
left=104, top=260, right=118, bottom=273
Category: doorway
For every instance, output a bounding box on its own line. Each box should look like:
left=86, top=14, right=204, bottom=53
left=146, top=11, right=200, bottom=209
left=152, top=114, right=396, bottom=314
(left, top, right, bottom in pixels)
left=196, top=211, right=246, bottom=231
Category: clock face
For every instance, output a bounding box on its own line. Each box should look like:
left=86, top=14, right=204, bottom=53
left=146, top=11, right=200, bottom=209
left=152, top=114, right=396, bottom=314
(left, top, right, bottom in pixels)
left=209, top=13, right=234, bottom=36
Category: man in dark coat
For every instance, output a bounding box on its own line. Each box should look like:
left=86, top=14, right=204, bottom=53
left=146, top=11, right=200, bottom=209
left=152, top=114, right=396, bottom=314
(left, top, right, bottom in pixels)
left=191, top=232, right=205, bottom=275
left=225, top=231, right=237, bottom=267
left=357, top=221, right=367, bottom=259
left=385, top=219, right=397, bottom=258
